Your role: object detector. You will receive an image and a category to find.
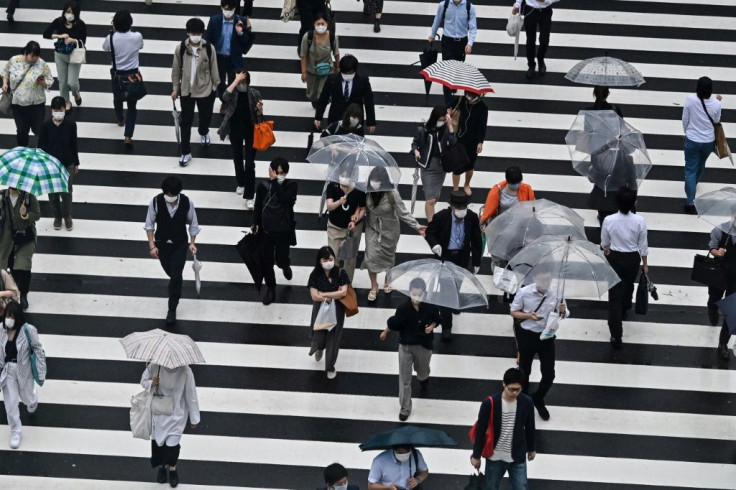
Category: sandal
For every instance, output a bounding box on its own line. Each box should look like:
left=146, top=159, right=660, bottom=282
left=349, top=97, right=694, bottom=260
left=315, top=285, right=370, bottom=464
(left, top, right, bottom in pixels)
left=368, top=290, right=377, bottom=302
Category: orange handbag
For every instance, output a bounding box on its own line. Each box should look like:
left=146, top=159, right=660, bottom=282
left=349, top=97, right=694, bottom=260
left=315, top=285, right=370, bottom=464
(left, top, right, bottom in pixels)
left=253, top=119, right=275, bottom=151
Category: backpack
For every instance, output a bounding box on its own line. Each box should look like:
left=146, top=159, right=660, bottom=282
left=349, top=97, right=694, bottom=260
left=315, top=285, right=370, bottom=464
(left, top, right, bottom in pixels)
left=178, top=39, right=213, bottom=70
left=441, top=0, right=472, bottom=27
left=306, top=29, right=337, bottom=56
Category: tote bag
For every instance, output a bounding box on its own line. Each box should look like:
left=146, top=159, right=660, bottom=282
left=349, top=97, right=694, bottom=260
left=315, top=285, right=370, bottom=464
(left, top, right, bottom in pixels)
left=253, top=119, right=276, bottom=151
left=69, top=40, right=86, bottom=64
left=130, top=390, right=153, bottom=439
left=338, top=285, right=359, bottom=317
left=692, top=253, right=727, bottom=289
left=468, top=396, right=495, bottom=458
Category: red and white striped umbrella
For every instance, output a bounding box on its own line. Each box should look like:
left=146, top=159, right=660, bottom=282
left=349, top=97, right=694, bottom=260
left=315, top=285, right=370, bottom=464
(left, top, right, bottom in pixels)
left=419, top=60, right=494, bottom=95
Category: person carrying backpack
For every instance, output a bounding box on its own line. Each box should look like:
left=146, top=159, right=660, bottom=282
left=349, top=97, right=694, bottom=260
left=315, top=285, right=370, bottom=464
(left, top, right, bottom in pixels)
left=299, top=12, right=340, bottom=108
left=172, top=17, right=220, bottom=167
left=428, top=0, right=477, bottom=107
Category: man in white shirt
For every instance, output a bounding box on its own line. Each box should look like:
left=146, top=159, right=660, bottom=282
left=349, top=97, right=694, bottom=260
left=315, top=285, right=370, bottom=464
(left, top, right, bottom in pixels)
left=510, top=266, right=569, bottom=420
left=368, top=446, right=429, bottom=490
left=511, top=0, right=558, bottom=79
left=601, top=186, right=649, bottom=348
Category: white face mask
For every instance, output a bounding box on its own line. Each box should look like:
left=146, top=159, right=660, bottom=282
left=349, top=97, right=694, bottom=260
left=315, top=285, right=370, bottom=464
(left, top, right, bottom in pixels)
left=338, top=176, right=351, bottom=186
left=4, top=318, right=15, bottom=329
left=454, top=208, right=467, bottom=219
left=333, top=485, right=348, bottom=490
left=436, top=120, right=446, bottom=128
left=222, top=9, right=235, bottom=19
left=322, top=260, right=335, bottom=271
left=276, top=175, right=286, bottom=184
left=236, top=84, right=249, bottom=92
left=64, top=13, right=75, bottom=22
left=342, top=73, right=355, bottom=82
left=164, top=194, right=178, bottom=204
left=349, top=117, right=360, bottom=128
left=315, top=25, right=327, bottom=34
left=189, top=35, right=202, bottom=44
left=369, top=180, right=381, bottom=190
left=394, top=451, right=411, bottom=463
left=52, top=111, right=65, bottom=122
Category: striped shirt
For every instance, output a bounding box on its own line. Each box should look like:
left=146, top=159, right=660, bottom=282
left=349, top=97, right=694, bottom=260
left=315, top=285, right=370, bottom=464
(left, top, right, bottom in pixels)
left=490, top=398, right=517, bottom=463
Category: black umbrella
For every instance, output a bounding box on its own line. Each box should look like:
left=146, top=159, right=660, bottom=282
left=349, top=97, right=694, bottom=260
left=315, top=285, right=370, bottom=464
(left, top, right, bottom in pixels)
left=416, top=40, right=438, bottom=100
left=235, top=231, right=264, bottom=292
left=359, top=425, right=457, bottom=451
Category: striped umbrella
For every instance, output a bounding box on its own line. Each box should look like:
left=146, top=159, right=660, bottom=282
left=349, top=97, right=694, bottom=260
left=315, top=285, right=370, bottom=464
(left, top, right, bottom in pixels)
left=419, top=60, right=494, bottom=95
left=0, top=146, right=69, bottom=195
left=120, top=329, right=205, bottom=369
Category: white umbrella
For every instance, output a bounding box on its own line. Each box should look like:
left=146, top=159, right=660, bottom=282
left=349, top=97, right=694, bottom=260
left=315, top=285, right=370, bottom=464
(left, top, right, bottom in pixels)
left=192, top=254, right=202, bottom=297
left=120, top=329, right=205, bottom=369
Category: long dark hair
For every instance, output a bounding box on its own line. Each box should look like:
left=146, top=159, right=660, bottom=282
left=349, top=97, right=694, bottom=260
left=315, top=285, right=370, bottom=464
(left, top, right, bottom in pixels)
left=696, top=76, right=713, bottom=100
left=4, top=301, right=26, bottom=329
left=425, top=105, right=446, bottom=131
left=309, top=246, right=340, bottom=283
left=340, top=103, right=363, bottom=131
left=62, top=1, right=80, bottom=23
left=592, top=86, right=610, bottom=109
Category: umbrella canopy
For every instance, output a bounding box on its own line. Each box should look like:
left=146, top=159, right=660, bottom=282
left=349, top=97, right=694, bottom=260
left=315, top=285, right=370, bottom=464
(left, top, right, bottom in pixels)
left=420, top=60, right=494, bottom=95
left=172, top=100, right=181, bottom=146
left=507, top=235, right=621, bottom=300
left=360, top=425, right=457, bottom=451
left=565, top=56, right=645, bottom=87
left=120, top=329, right=206, bottom=369
left=418, top=42, right=438, bottom=99
left=0, top=147, right=69, bottom=195
left=694, top=187, right=736, bottom=237
left=308, top=133, right=401, bottom=193
left=485, top=199, right=587, bottom=261
left=566, top=110, right=652, bottom=195
left=387, top=258, right=488, bottom=310
left=192, top=254, right=202, bottom=297
left=236, top=231, right=265, bottom=292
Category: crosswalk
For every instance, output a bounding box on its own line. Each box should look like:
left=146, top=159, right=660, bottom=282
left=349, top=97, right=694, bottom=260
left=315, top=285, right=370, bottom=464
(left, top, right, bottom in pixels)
left=0, top=0, right=734, bottom=488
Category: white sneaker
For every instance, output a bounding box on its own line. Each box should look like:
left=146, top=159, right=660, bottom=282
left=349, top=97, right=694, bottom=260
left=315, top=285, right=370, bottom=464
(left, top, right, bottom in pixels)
left=326, top=370, right=337, bottom=380
left=179, top=154, right=192, bottom=167
left=245, top=199, right=255, bottom=210
left=9, top=434, right=20, bottom=449
left=27, top=402, right=38, bottom=414
left=314, top=349, right=324, bottom=362
left=200, top=134, right=211, bottom=147
left=236, top=186, right=245, bottom=195
left=145, top=0, right=153, bottom=4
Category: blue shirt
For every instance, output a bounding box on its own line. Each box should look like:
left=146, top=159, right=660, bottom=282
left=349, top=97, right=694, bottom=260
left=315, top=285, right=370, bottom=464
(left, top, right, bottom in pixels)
left=430, top=0, right=478, bottom=46
left=449, top=216, right=465, bottom=250
left=217, top=18, right=234, bottom=56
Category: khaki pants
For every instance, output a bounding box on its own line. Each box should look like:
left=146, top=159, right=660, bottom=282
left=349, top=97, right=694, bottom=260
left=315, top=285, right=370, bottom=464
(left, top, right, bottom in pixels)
left=398, top=343, right=432, bottom=417
left=326, top=220, right=364, bottom=282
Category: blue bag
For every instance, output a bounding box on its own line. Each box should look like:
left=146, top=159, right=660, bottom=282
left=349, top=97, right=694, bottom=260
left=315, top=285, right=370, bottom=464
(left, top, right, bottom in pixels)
left=23, top=324, right=44, bottom=387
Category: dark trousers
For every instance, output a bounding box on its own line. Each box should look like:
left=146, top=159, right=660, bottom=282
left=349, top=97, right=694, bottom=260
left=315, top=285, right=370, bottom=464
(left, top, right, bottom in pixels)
left=49, top=165, right=74, bottom=219
left=156, top=241, right=188, bottom=311
left=150, top=440, right=181, bottom=468
left=309, top=300, right=346, bottom=372
left=230, top=126, right=257, bottom=198
left=216, top=55, right=235, bottom=99
left=606, top=251, right=640, bottom=340
left=262, top=232, right=291, bottom=288
left=180, top=92, right=216, bottom=154
left=515, top=322, right=555, bottom=401
left=441, top=36, right=467, bottom=107
left=439, top=249, right=469, bottom=330
left=11, top=103, right=44, bottom=147
left=297, top=0, right=323, bottom=48
left=111, top=69, right=139, bottom=137
left=708, top=270, right=736, bottom=345
left=6, top=0, right=18, bottom=15
left=12, top=269, right=30, bottom=299
left=523, top=6, right=553, bottom=68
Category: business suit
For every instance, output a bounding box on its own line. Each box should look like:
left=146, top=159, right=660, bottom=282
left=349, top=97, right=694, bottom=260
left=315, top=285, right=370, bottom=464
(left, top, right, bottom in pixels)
left=315, top=73, right=377, bottom=127
left=205, top=13, right=254, bottom=97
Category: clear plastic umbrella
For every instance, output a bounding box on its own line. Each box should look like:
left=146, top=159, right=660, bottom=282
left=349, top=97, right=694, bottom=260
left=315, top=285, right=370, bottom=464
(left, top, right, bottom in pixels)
left=566, top=110, right=652, bottom=195
left=565, top=56, right=645, bottom=87
left=192, top=253, right=202, bottom=297
left=387, top=258, right=488, bottom=310
left=307, top=133, right=401, bottom=193
left=485, top=199, right=587, bottom=261
left=695, top=187, right=736, bottom=237
left=507, top=235, right=621, bottom=300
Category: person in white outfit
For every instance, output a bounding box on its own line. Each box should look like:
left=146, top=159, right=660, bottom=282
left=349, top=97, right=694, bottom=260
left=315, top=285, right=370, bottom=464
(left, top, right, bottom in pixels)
left=140, top=363, right=200, bottom=488
left=0, top=301, right=46, bottom=449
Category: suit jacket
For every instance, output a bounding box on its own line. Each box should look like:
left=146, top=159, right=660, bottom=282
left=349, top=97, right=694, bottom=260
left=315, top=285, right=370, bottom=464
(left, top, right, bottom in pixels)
left=205, top=13, right=254, bottom=69
left=315, top=72, right=376, bottom=126
left=472, top=392, right=535, bottom=463
left=425, top=208, right=482, bottom=268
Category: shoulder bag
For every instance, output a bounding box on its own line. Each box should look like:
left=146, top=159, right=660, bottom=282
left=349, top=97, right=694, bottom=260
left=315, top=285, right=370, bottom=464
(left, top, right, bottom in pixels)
left=700, top=97, right=731, bottom=161
left=468, top=396, right=495, bottom=459
left=150, top=365, right=175, bottom=416
left=440, top=132, right=470, bottom=173
left=69, top=39, right=86, bottom=64
left=23, top=324, right=44, bottom=386
left=7, top=192, right=35, bottom=246
left=338, top=281, right=359, bottom=317
left=130, top=389, right=153, bottom=439
left=109, top=33, right=147, bottom=102
left=0, top=61, right=33, bottom=116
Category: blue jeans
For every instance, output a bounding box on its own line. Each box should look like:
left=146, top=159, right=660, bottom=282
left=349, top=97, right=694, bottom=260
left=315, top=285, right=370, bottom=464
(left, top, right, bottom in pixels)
left=485, top=459, right=527, bottom=490
left=111, top=69, right=139, bottom=138
left=684, top=137, right=715, bottom=204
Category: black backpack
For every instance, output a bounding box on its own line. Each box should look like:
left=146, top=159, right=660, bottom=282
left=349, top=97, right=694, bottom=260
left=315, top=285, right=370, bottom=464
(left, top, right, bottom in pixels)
left=441, top=0, right=472, bottom=27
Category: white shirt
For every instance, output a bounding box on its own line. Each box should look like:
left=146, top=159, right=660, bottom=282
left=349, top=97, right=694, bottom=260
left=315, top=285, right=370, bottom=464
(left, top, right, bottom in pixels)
left=510, top=283, right=570, bottom=333
left=140, top=364, right=200, bottom=446
left=514, top=0, right=559, bottom=9
left=682, top=94, right=721, bottom=143
left=490, top=398, right=516, bottom=463
left=189, top=46, right=200, bottom=88
left=368, top=449, right=428, bottom=488
left=102, top=31, right=144, bottom=72
left=601, top=211, right=648, bottom=256
left=143, top=196, right=201, bottom=237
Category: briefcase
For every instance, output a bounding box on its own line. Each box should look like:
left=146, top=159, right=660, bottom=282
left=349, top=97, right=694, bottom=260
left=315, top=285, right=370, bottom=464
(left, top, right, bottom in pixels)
left=691, top=253, right=727, bottom=290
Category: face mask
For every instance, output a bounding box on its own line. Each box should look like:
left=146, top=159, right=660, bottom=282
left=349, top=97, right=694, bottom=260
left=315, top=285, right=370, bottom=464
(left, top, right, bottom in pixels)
left=222, top=9, right=235, bottom=19
left=342, top=73, right=355, bottom=82
left=536, top=281, right=550, bottom=294
left=236, top=84, right=249, bottom=92
left=315, top=25, right=327, bottom=34
left=338, top=177, right=351, bottom=186
left=164, top=194, right=178, bottom=204
left=65, top=13, right=75, bottom=22
left=276, top=175, right=286, bottom=184
left=52, top=111, right=65, bottom=121
left=508, top=183, right=521, bottom=190
left=4, top=318, right=14, bottom=329
left=394, top=451, right=411, bottom=463
left=436, top=121, right=445, bottom=128
left=454, top=209, right=467, bottom=219
left=369, top=180, right=381, bottom=190
left=466, top=94, right=478, bottom=103
left=322, top=260, right=335, bottom=271
left=349, top=117, right=360, bottom=128
left=333, top=485, right=348, bottom=490
left=189, top=35, right=202, bottom=44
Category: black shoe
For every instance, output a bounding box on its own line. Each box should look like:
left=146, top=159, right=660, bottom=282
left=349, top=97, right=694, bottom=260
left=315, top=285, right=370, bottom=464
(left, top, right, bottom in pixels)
left=283, top=266, right=293, bottom=281
left=166, top=310, right=176, bottom=326
left=157, top=466, right=168, bottom=484
left=7, top=13, right=14, bottom=25
left=538, top=61, right=547, bottom=76
left=708, top=304, right=720, bottom=326
left=684, top=204, right=697, bottom=215
left=419, top=378, right=429, bottom=390
left=74, top=95, right=82, bottom=106
left=526, top=67, right=535, bottom=79
left=718, top=343, right=730, bottom=361
left=168, top=469, right=179, bottom=488
left=399, top=413, right=409, bottom=422
left=533, top=396, right=550, bottom=421
left=610, top=337, right=622, bottom=349
left=262, top=287, right=276, bottom=306
left=441, top=329, right=452, bottom=342
left=373, top=20, right=381, bottom=33
left=19, top=296, right=28, bottom=310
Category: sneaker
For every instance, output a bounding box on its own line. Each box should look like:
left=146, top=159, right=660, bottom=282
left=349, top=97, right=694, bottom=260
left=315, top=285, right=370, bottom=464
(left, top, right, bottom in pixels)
left=533, top=396, right=550, bottom=421
left=718, top=343, right=730, bottom=361
left=326, top=369, right=337, bottom=380
left=399, top=412, right=409, bottom=422
left=708, top=304, right=720, bottom=326
left=200, top=134, right=211, bottom=147
left=9, top=434, right=20, bottom=449
left=236, top=186, right=245, bottom=195
left=283, top=266, right=293, bottom=280
left=64, top=216, right=73, bottom=231
left=53, top=217, right=62, bottom=230
left=245, top=199, right=255, bottom=210
left=168, top=468, right=179, bottom=488
left=27, top=402, right=38, bottom=414
left=157, top=466, right=168, bottom=484
left=179, top=154, right=192, bottom=167
left=314, top=349, right=324, bottom=362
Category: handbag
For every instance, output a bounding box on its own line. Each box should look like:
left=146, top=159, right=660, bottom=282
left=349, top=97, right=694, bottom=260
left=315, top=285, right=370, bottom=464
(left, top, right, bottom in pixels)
left=109, top=33, right=147, bottom=102
left=635, top=271, right=649, bottom=315
left=700, top=97, right=732, bottom=161
left=23, top=324, right=44, bottom=387
left=150, top=366, right=175, bottom=415
left=69, top=39, right=86, bottom=64
left=0, top=63, right=33, bottom=116
left=692, top=232, right=729, bottom=289
left=315, top=61, right=331, bottom=77
left=440, top=135, right=470, bottom=173
left=253, top=118, right=276, bottom=151
left=314, top=300, right=337, bottom=331
left=468, top=396, right=495, bottom=459
left=54, top=38, right=76, bottom=54
left=338, top=284, right=359, bottom=317
left=280, top=0, right=297, bottom=22
left=7, top=192, right=36, bottom=246
left=130, top=390, right=153, bottom=439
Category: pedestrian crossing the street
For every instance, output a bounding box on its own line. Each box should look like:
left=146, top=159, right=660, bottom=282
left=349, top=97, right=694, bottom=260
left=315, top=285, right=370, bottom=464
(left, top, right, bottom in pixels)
left=0, top=0, right=734, bottom=488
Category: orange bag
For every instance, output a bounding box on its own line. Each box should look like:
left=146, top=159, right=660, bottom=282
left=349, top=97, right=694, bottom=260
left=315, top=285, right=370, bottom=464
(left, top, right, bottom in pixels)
left=253, top=120, right=275, bottom=151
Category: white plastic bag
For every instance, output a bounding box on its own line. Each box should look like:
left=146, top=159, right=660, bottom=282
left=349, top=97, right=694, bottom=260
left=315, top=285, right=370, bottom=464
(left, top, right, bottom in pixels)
left=506, top=14, right=523, bottom=37
left=493, top=267, right=519, bottom=294
left=130, top=390, right=152, bottom=440
left=313, top=300, right=337, bottom=331
left=540, top=311, right=561, bottom=340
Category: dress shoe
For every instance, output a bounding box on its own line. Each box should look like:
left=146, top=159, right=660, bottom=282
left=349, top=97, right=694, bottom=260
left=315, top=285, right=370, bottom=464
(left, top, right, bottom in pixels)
left=314, top=349, right=324, bottom=362
left=533, top=396, right=550, bottom=421
left=708, top=304, right=720, bottom=326
left=74, top=95, right=82, bottom=106
left=538, top=61, right=547, bottom=76
left=610, top=337, right=622, bottom=349
left=116, top=119, right=125, bottom=127
left=526, top=67, right=535, bottom=79
left=157, top=466, right=168, bottom=484
left=262, top=287, right=275, bottom=306
left=20, top=296, right=28, bottom=310
left=124, top=137, right=133, bottom=146
left=718, top=343, right=730, bottom=361
left=683, top=204, right=697, bottom=215
left=419, top=378, right=429, bottom=390
left=441, top=329, right=452, bottom=342
left=166, top=310, right=176, bottom=326
left=399, top=412, right=409, bottom=422
left=53, top=217, right=62, bottom=230
left=283, top=266, right=293, bottom=280
left=168, top=468, right=179, bottom=488
left=373, top=20, right=381, bottom=33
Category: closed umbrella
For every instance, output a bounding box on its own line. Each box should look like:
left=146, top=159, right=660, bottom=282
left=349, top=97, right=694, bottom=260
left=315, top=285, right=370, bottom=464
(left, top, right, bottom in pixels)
left=419, top=60, right=494, bottom=95
left=0, top=146, right=69, bottom=195
left=565, top=55, right=645, bottom=87
left=694, top=187, right=736, bottom=237
left=192, top=254, right=202, bottom=297
left=360, top=425, right=457, bottom=451
left=172, top=100, right=181, bottom=150
left=415, top=41, right=438, bottom=100
left=120, top=329, right=206, bottom=369
left=410, top=167, right=420, bottom=214
left=235, top=230, right=265, bottom=292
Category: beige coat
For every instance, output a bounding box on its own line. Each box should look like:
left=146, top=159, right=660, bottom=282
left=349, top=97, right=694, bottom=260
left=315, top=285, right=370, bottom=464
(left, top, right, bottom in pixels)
left=171, top=40, right=219, bottom=98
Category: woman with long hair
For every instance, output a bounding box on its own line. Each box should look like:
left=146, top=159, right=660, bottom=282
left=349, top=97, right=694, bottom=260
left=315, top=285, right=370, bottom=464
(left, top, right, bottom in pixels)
left=411, top=105, right=449, bottom=222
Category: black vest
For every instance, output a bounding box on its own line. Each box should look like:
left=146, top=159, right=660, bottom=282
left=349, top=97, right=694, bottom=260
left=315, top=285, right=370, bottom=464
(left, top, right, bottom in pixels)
left=154, top=194, right=190, bottom=244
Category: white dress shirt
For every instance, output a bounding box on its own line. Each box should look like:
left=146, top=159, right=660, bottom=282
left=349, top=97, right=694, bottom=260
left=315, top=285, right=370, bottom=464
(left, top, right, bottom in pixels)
left=510, top=283, right=570, bottom=333
left=682, top=94, right=721, bottom=143
left=514, top=0, right=559, bottom=9
left=601, top=211, right=648, bottom=256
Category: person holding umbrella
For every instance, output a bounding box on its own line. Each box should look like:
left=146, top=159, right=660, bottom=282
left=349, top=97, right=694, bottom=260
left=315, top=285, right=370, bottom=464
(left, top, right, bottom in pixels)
left=479, top=166, right=535, bottom=230
left=411, top=105, right=449, bottom=223
left=144, top=176, right=201, bottom=326
left=511, top=0, right=557, bottom=79
left=0, top=186, right=40, bottom=310
left=449, top=92, right=488, bottom=196
left=325, top=164, right=366, bottom=282
left=705, top=220, right=736, bottom=360
left=368, top=445, right=429, bottom=489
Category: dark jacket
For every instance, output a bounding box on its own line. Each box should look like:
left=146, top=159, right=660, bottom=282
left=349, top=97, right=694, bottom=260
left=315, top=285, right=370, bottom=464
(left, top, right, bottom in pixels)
left=472, top=392, right=535, bottom=463
left=425, top=208, right=482, bottom=268
left=454, top=95, right=488, bottom=147
left=315, top=73, right=376, bottom=127
left=387, top=300, right=442, bottom=350
left=254, top=179, right=298, bottom=245
left=39, top=119, right=80, bottom=168
left=217, top=86, right=262, bottom=141
left=322, top=120, right=364, bottom=138
left=43, top=17, right=88, bottom=45
left=205, top=13, right=254, bottom=69
left=411, top=124, right=452, bottom=168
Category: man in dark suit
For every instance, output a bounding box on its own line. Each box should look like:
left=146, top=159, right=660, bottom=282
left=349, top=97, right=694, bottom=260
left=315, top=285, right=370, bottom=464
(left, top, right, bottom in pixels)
left=205, top=0, right=254, bottom=104
left=425, top=190, right=482, bottom=340
left=314, top=55, right=376, bottom=133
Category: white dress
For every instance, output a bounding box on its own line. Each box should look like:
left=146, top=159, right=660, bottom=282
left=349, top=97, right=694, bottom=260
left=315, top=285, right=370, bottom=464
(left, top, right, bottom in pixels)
left=140, top=364, right=200, bottom=446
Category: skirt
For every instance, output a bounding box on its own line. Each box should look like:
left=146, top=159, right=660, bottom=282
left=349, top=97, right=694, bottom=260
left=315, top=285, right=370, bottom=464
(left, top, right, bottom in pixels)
left=420, top=157, right=445, bottom=201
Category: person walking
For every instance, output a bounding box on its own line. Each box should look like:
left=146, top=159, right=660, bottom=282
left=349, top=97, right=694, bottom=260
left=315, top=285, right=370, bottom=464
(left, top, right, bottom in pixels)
left=682, top=76, right=722, bottom=215
left=363, top=0, right=383, bottom=33
left=380, top=277, right=441, bottom=421
left=363, top=167, right=425, bottom=302
left=140, top=362, right=200, bottom=488
left=705, top=221, right=736, bottom=361
left=43, top=2, right=86, bottom=112
left=172, top=17, right=219, bottom=167
left=424, top=190, right=482, bottom=341
left=252, top=158, right=298, bottom=306
left=449, top=92, right=487, bottom=196
left=102, top=10, right=144, bottom=146
left=0, top=270, right=19, bottom=315
left=314, top=55, right=376, bottom=133
left=411, top=105, right=449, bottom=222
left=39, top=96, right=80, bottom=232
left=0, top=301, right=46, bottom=450
left=512, top=0, right=555, bottom=79
left=601, top=186, right=649, bottom=349
left=321, top=463, right=359, bottom=490
left=510, top=266, right=569, bottom=420
left=217, top=70, right=263, bottom=208
left=5, top=0, right=19, bottom=24
left=325, top=168, right=366, bottom=282
left=470, top=367, right=536, bottom=490
left=368, top=446, right=429, bottom=489
left=308, top=246, right=349, bottom=380
left=144, top=176, right=200, bottom=326
left=300, top=13, right=339, bottom=108
left=428, top=0, right=478, bottom=107
left=296, top=0, right=328, bottom=51
left=0, top=187, right=40, bottom=310
left=480, top=166, right=535, bottom=230
left=1, top=41, right=54, bottom=148
left=322, top=104, right=364, bottom=137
